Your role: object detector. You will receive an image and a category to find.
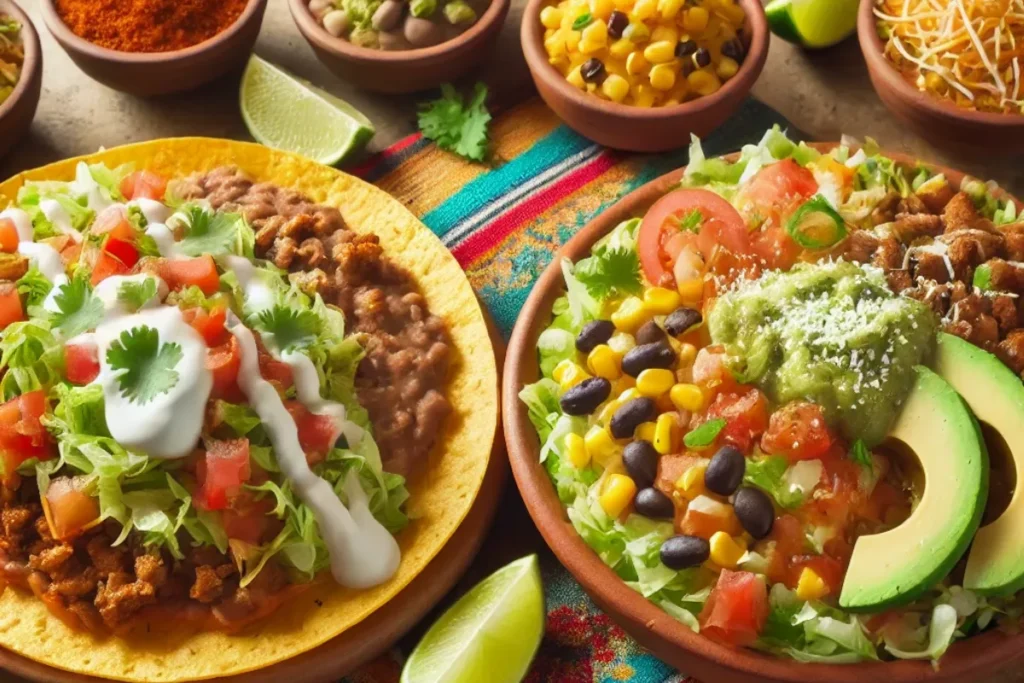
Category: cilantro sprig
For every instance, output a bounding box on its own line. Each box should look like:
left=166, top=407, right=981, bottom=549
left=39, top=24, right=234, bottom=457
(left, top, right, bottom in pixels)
left=418, top=83, right=491, bottom=162
left=256, top=305, right=321, bottom=352
left=51, top=276, right=104, bottom=338
left=575, top=247, right=642, bottom=299
left=106, top=326, right=183, bottom=405
left=849, top=439, right=874, bottom=473
left=169, top=204, right=254, bottom=258
left=683, top=419, right=727, bottom=448
left=677, top=209, right=703, bottom=232
left=118, top=278, right=158, bottom=312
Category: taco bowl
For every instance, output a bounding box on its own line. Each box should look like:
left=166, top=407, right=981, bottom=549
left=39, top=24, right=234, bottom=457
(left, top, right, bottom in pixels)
left=0, top=138, right=498, bottom=682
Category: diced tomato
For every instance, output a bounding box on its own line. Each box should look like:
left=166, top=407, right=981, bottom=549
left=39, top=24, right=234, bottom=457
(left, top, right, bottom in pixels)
left=737, top=159, right=818, bottom=227
left=183, top=306, right=229, bottom=347
left=45, top=477, right=99, bottom=540
left=65, top=341, right=100, bottom=385
left=680, top=505, right=743, bottom=539
left=157, top=255, right=219, bottom=295
left=90, top=250, right=131, bottom=285
left=0, top=283, right=24, bottom=330
left=103, top=238, right=139, bottom=269
left=788, top=554, right=846, bottom=595
left=764, top=514, right=805, bottom=584
left=706, top=388, right=769, bottom=453
left=221, top=494, right=276, bottom=545
left=655, top=453, right=703, bottom=496
left=751, top=223, right=801, bottom=271
left=120, top=170, right=167, bottom=201
left=699, top=570, right=769, bottom=647
left=761, top=402, right=833, bottom=461
left=207, top=336, right=242, bottom=401
left=638, top=189, right=750, bottom=287
left=92, top=206, right=135, bottom=242
left=259, top=351, right=293, bottom=389
left=0, top=218, right=19, bottom=253
left=0, top=390, right=54, bottom=479
left=195, top=438, right=251, bottom=511
left=286, top=402, right=341, bottom=464
left=691, top=345, right=737, bottom=395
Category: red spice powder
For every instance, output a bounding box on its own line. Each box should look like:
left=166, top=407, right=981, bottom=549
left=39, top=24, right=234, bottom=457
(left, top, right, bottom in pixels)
left=54, top=0, right=249, bottom=53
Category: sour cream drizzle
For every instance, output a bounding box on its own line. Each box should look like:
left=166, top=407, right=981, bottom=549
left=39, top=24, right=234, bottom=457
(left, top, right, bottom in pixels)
left=2, top=207, right=70, bottom=313
left=39, top=199, right=82, bottom=243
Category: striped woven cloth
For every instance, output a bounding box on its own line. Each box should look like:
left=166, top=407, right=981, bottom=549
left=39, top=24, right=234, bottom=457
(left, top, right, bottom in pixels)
left=345, top=96, right=801, bottom=683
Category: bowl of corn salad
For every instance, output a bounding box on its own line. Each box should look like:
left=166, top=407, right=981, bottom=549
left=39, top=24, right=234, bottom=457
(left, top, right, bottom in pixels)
left=521, top=0, right=767, bottom=152
left=0, top=0, right=40, bottom=159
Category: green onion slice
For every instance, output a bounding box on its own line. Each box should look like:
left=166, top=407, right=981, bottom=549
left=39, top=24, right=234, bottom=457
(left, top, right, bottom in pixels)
left=572, top=12, right=593, bottom=29
left=785, top=195, right=847, bottom=249
left=683, top=418, right=726, bottom=448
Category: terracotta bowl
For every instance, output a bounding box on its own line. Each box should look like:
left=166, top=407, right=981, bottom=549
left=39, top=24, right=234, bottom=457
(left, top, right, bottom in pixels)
left=288, top=0, right=510, bottom=94
left=503, top=143, right=1024, bottom=683
left=857, top=0, right=1024, bottom=154
left=520, top=0, right=768, bottom=153
left=39, top=0, right=267, bottom=97
left=0, top=0, right=41, bottom=159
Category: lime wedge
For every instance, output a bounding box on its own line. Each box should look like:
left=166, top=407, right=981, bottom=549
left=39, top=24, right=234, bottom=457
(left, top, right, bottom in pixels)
left=765, top=0, right=858, bottom=49
left=401, top=555, right=545, bottom=683
left=239, top=55, right=375, bottom=166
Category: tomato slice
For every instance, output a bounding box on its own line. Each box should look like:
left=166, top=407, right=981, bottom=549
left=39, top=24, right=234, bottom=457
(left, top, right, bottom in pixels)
left=157, top=255, right=219, bottom=295
left=706, top=388, right=769, bottom=453
left=0, top=283, right=25, bottom=330
left=103, top=238, right=139, bottom=269
left=45, top=476, right=100, bottom=540
left=65, top=341, right=100, bottom=385
left=0, top=218, right=19, bottom=253
left=0, top=390, right=54, bottom=479
left=195, top=438, right=251, bottom=511
left=207, top=336, right=243, bottom=401
left=120, top=171, right=167, bottom=201
left=90, top=250, right=131, bottom=286
left=286, top=402, right=341, bottom=464
left=738, top=159, right=818, bottom=227
left=638, top=189, right=750, bottom=286
left=183, top=306, right=229, bottom=347
left=699, top=570, right=769, bottom=647
left=92, top=206, right=135, bottom=242
left=259, top=350, right=293, bottom=389
left=761, top=402, right=833, bottom=461
left=221, top=494, right=276, bottom=545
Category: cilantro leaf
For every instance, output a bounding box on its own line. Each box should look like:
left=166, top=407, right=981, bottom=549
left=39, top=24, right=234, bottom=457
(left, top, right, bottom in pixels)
left=169, top=204, right=254, bottom=258
left=106, top=326, right=183, bottom=405
left=118, top=278, right=158, bottom=312
left=677, top=209, right=703, bottom=232
left=51, top=276, right=104, bottom=338
left=418, top=83, right=491, bottom=162
left=574, top=247, right=642, bottom=299
left=572, top=12, right=593, bottom=29
left=849, top=439, right=874, bottom=472
left=256, top=305, right=321, bottom=352
left=683, top=418, right=727, bottom=448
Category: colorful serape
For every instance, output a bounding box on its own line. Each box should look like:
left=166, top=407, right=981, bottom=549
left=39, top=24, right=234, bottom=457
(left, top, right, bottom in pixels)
left=345, top=96, right=802, bottom=683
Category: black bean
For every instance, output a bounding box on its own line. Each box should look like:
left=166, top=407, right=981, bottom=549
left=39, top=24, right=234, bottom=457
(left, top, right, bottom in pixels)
left=663, top=307, right=702, bottom=337
left=660, top=535, right=710, bottom=570
left=623, top=440, right=659, bottom=489
left=721, top=37, right=745, bottom=61
left=559, top=377, right=612, bottom=416
left=704, top=445, right=745, bottom=495
left=680, top=60, right=695, bottom=78
left=634, top=487, right=675, bottom=519
left=607, top=10, right=628, bottom=39
left=622, top=342, right=675, bottom=377
left=575, top=319, right=615, bottom=353
left=734, top=487, right=775, bottom=539
left=693, top=47, right=711, bottom=68
left=581, top=58, right=606, bottom=84
left=675, top=39, right=697, bottom=58
left=610, top=398, right=657, bottom=439
left=635, top=320, right=666, bottom=346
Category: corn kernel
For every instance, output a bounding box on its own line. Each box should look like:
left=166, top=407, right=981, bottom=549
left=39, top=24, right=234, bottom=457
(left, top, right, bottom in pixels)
left=626, top=50, right=650, bottom=75
left=581, top=19, right=608, bottom=47
left=670, top=383, right=704, bottom=412
left=611, top=296, right=648, bottom=332
left=643, top=40, right=676, bottom=64
left=597, top=398, right=623, bottom=424
left=632, top=0, right=657, bottom=19
left=683, top=6, right=709, bottom=32
left=635, top=421, right=657, bottom=442
left=606, top=59, right=628, bottom=79
left=607, top=331, right=636, bottom=355
left=650, top=25, right=678, bottom=44
left=554, top=360, right=591, bottom=391
left=632, top=83, right=657, bottom=107
left=565, top=433, right=590, bottom=469
left=585, top=425, right=622, bottom=467
left=796, top=567, right=830, bottom=601
left=924, top=71, right=947, bottom=94
left=611, top=375, right=635, bottom=395
left=716, top=56, right=738, bottom=80
left=677, top=342, right=697, bottom=368
left=642, top=286, right=681, bottom=314
left=613, top=0, right=631, bottom=9
left=566, top=28, right=581, bottom=51
left=709, top=531, right=747, bottom=569
left=566, top=65, right=586, bottom=89
left=657, top=0, right=683, bottom=20
left=541, top=6, right=564, bottom=29
left=676, top=461, right=708, bottom=499
left=637, top=368, right=676, bottom=397
left=599, top=473, right=637, bottom=518
left=649, top=63, right=676, bottom=91
left=602, top=73, right=630, bottom=102
left=622, top=22, right=650, bottom=43
left=618, top=387, right=642, bottom=403
left=720, top=4, right=746, bottom=24
left=588, top=344, right=622, bottom=380
left=590, top=0, right=615, bottom=19
left=688, top=68, right=721, bottom=96
left=653, top=412, right=679, bottom=454
left=609, top=37, right=635, bottom=58
left=676, top=277, right=704, bottom=303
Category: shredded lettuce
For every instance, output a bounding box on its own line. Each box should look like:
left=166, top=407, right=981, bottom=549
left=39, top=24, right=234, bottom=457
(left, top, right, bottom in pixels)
left=0, top=319, right=63, bottom=400
left=884, top=604, right=958, bottom=661
left=518, top=378, right=561, bottom=443
left=743, top=455, right=806, bottom=509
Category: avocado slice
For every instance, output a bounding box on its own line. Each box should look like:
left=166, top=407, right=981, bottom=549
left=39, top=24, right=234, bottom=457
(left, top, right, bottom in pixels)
left=839, top=365, right=988, bottom=611
left=935, top=333, right=1024, bottom=595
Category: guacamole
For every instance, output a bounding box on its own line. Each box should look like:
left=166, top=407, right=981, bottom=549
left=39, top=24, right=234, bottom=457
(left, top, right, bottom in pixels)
left=708, top=261, right=937, bottom=445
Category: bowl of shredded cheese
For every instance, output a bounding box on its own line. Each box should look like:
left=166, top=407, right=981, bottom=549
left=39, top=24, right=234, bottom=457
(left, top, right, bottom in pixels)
left=858, top=0, right=1024, bottom=153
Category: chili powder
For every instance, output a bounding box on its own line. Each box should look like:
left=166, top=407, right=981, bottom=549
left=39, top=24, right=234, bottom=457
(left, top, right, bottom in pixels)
left=54, top=0, right=249, bottom=53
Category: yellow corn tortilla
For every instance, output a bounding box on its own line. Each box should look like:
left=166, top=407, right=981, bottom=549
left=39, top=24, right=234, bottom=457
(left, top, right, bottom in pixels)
left=0, top=139, right=498, bottom=682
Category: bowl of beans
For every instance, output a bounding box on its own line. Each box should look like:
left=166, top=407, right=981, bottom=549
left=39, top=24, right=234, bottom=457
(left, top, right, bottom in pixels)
left=288, top=0, right=510, bottom=94
left=521, top=0, right=768, bottom=152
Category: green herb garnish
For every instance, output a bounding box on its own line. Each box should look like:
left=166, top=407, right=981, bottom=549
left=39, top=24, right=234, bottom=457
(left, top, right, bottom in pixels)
left=51, top=276, right=104, bottom=338
left=256, top=305, right=321, bottom=352
left=572, top=12, right=593, bottom=29
left=170, top=204, right=254, bottom=258
left=973, top=264, right=991, bottom=291
left=677, top=209, right=703, bottom=232
left=575, top=247, right=642, bottom=299
left=106, top=326, right=183, bottom=405
left=849, top=439, right=874, bottom=472
left=418, top=83, right=492, bottom=162
left=683, top=418, right=727, bottom=448
left=118, top=278, right=158, bottom=312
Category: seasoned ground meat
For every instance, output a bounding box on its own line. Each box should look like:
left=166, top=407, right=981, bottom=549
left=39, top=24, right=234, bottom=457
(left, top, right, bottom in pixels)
left=172, top=167, right=452, bottom=478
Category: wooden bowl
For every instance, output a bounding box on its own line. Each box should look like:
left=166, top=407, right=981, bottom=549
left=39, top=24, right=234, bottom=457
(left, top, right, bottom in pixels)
left=38, top=0, right=267, bottom=97
left=520, top=0, right=768, bottom=152
left=288, top=0, right=510, bottom=94
left=0, top=0, right=41, bottom=159
left=857, top=0, right=1024, bottom=154
left=503, top=143, right=1024, bottom=683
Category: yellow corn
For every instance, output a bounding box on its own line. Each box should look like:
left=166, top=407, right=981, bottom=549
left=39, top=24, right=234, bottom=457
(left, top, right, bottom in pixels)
left=565, top=432, right=590, bottom=469
left=566, top=64, right=586, bottom=89
left=611, top=296, right=647, bottom=332
left=611, top=374, right=635, bottom=394
left=599, top=473, right=637, bottom=518
left=607, top=331, right=636, bottom=355
left=650, top=25, right=678, bottom=44
left=554, top=360, right=590, bottom=391
left=597, top=398, right=623, bottom=425
left=653, top=412, right=679, bottom=454
left=632, top=0, right=657, bottom=19
left=585, top=425, right=622, bottom=467
left=635, top=421, right=657, bottom=442
left=618, top=387, right=642, bottom=403
left=609, top=38, right=635, bottom=59
left=541, top=6, right=565, bottom=28
left=677, top=342, right=697, bottom=368
left=677, top=277, right=704, bottom=303
left=688, top=69, right=721, bottom=96
left=602, top=74, right=630, bottom=102
left=657, top=0, right=684, bottom=20
left=709, top=532, right=747, bottom=569
left=796, top=567, right=830, bottom=601
left=719, top=3, right=745, bottom=24
left=670, top=383, right=704, bottom=412
left=683, top=6, right=709, bottom=32
left=716, top=56, right=739, bottom=80
left=637, top=368, right=676, bottom=397
left=587, top=344, right=622, bottom=380
left=649, top=63, right=676, bottom=91
left=643, top=40, right=676, bottom=64
left=626, top=50, right=650, bottom=75
left=566, top=28, right=581, bottom=51
left=590, top=0, right=615, bottom=20
left=632, top=83, right=657, bottom=107
left=676, top=461, right=708, bottom=499
left=643, top=286, right=681, bottom=314
left=581, top=19, right=609, bottom=49
left=623, top=22, right=650, bottom=43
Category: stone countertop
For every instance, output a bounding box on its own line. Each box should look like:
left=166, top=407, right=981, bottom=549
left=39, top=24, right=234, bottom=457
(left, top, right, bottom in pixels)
left=2, top=0, right=1022, bottom=196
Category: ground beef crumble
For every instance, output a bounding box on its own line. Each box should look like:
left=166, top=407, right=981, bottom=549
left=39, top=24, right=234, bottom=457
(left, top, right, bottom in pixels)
left=172, top=167, right=452, bottom=478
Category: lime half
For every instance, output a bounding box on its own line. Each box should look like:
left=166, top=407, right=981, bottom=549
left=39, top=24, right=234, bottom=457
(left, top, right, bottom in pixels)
left=401, top=555, right=545, bottom=683
left=765, top=0, right=859, bottom=49
left=240, top=55, right=375, bottom=166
